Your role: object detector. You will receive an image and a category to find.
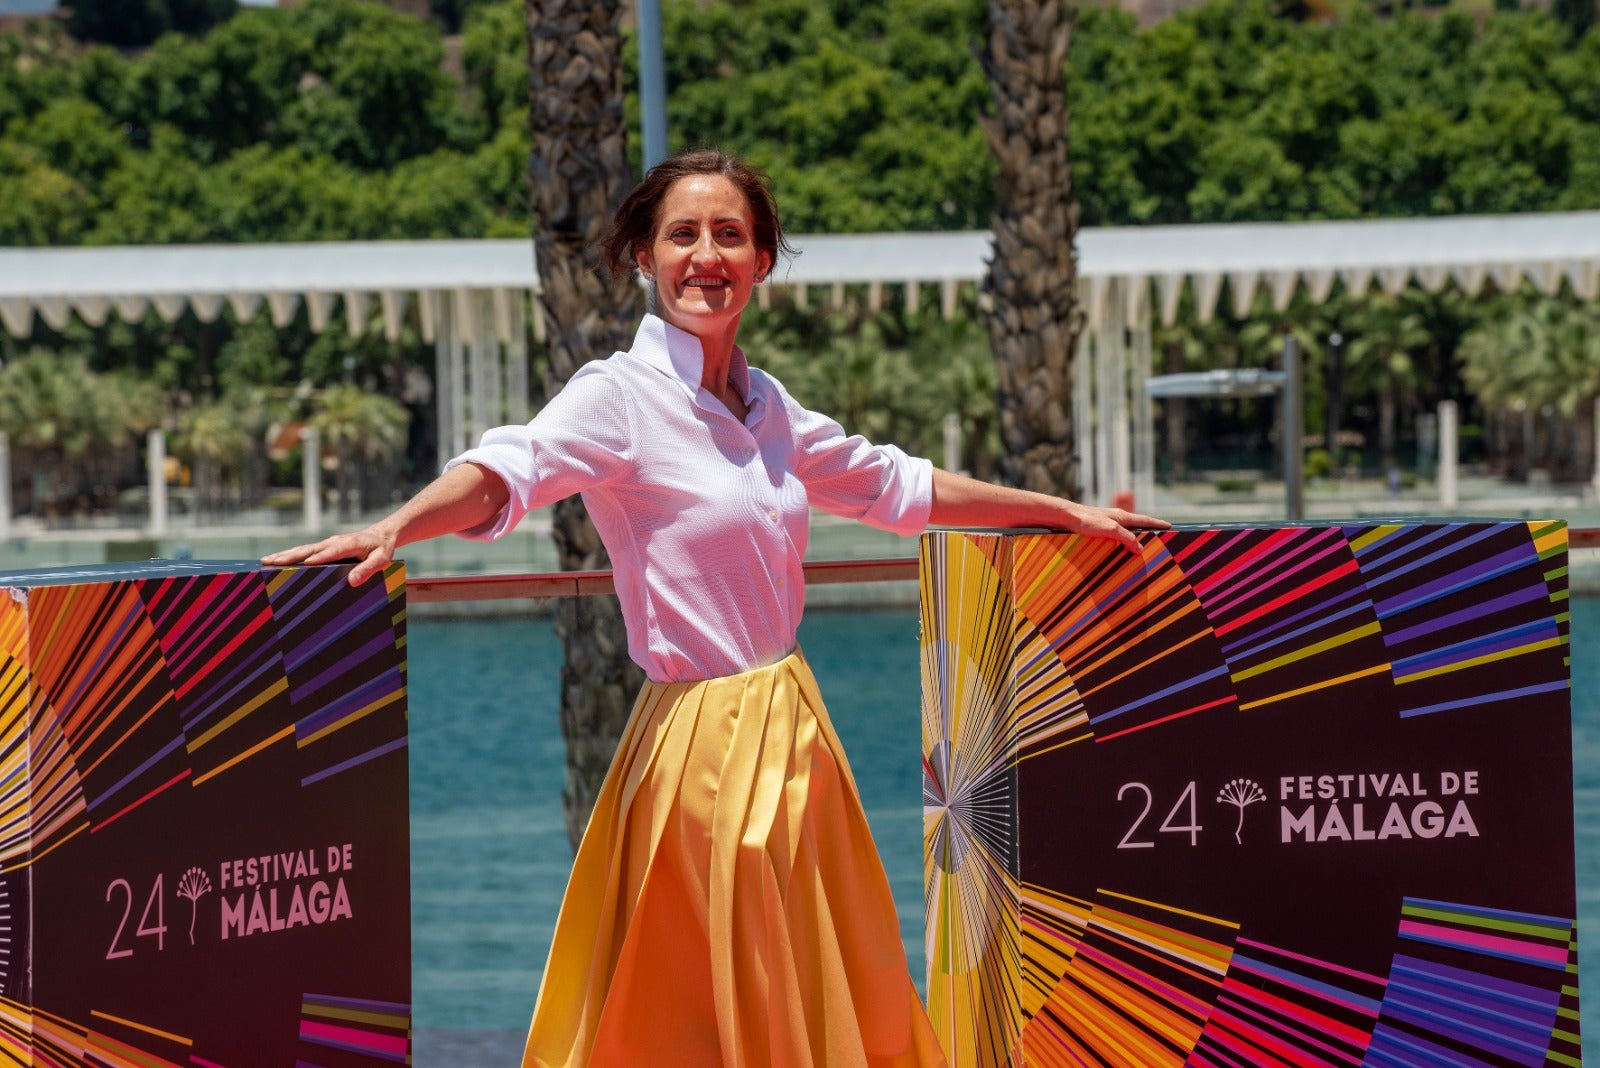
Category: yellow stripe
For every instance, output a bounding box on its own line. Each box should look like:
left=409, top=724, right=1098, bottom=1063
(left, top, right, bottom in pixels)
left=1395, top=636, right=1564, bottom=684
left=1231, top=621, right=1381, bottom=683
left=1238, top=663, right=1392, bottom=711
left=1348, top=525, right=1402, bottom=554
left=11, top=820, right=88, bottom=869
left=300, top=1003, right=410, bottom=1029
left=187, top=677, right=288, bottom=753
left=193, top=724, right=295, bottom=787
left=89, top=1011, right=191, bottom=1048
left=265, top=568, right=294, bottom=594
left=1099, top=888, right=1239, bottom=930
left=297, top=687, right=404, bottom=747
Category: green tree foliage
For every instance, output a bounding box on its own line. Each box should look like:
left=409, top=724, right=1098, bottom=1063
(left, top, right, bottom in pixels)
left=69, top=0, right=238, bottom=50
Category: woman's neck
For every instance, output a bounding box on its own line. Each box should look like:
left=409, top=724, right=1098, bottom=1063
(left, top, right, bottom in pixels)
left=683, top=317, right=742, bottom=396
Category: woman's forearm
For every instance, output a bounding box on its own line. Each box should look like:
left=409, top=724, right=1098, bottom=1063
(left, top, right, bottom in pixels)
left=927, top=468, right=1168, bottom=551
left=261, top=461, right=511, bottom=583
left=371, top=461, right=511, bottom=550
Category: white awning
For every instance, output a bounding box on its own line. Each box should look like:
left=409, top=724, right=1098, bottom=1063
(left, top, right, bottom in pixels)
left=0, top=210, right=1596, bottom=341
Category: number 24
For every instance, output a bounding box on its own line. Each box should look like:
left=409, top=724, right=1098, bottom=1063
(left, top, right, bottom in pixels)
left=1116, top=781, right=1202, bottom=848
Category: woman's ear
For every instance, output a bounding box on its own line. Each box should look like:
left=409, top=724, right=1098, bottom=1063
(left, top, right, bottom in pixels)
left=634, top=245, right=654, bottom=282
left=756, top=251, right=773, bottom=284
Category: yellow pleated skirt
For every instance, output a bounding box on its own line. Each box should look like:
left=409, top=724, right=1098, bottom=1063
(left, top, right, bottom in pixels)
left=522, top=650, right=947, bottom=1067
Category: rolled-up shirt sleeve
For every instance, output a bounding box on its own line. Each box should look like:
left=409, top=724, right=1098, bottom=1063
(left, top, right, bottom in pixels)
left=779, top=383, right=933, bottom=536
left=443, top=364, right=635, bottom=540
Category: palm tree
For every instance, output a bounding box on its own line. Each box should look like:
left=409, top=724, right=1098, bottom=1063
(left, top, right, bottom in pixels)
left=0, top=352, right=171, bottom=518
left=178, top=400, right=251, bottom=516
left=1345, top=293, right=1432, bottom=472
left=310, top=384, right=409, bottom=521
left=524, top=0, right=647, bottom=849
left=1461, top=297, right=1600, bottom=482
left=981, top=0, right=1083, bottom=496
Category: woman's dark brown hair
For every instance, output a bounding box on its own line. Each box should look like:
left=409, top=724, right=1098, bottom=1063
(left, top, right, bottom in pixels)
left=601, top=148, right=796, bottom=280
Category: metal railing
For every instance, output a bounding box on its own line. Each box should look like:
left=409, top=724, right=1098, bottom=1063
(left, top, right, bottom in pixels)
left=405, top=527, right=1600, bottom=603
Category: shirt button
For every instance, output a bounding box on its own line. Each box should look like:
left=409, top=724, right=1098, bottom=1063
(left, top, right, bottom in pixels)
left=776, top=576, right=785, bottom=587
left=767, top=509, right=779, bottom=522
left=745, top=447, right=757, bottom=461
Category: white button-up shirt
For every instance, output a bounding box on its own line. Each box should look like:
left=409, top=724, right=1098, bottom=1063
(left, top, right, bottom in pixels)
left=446, top=314, right=933, bottom=682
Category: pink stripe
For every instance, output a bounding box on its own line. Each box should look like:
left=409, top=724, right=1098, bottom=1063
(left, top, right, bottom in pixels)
left=1217, top=990, right=1364, bottom=1063
left=190, top=1057, right=229, bottom=1068
left=1207, top=1007, right=1305, bottom=1066
left=297, top=1020, right=407, bottom=1055
left=1074, top=940, right=1213, bottom=1019
left=1397, top=920, right=1570, bottom=965
left=1236, top=937, right=1387, bottom=987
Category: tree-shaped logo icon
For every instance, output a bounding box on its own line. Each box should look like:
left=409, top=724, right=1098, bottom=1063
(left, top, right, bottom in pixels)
left=1217, top=778, right=1267, bottom=844
left=177, top=867, right=212, bottom=945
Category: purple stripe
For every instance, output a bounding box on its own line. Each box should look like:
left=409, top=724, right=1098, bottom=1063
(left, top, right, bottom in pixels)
left=85, top=732, right=186, bottom=812
left=1390, top=954, right=1564, bottom=1006
left=301, top=993, right=411, bottom=1013
left=1403, top=898, right=1572, bottom=930
left=278, top=576, right=358, bottom=654
left=1354, top=522, right=1459, bottom=566
left=289, top=631, right=394, bottom=706
left=1384, top=584, right=1550, bottom=647
left=1380, top=994, right=1551, bottom=1065
left=295, top=669, right=403, bottom=738
left=1089, top=663, right=1232, bottom=724
left=1399, top=679, right=1569, bottom=718
left=1229, top=954, right=1382, bottom=1016
left=1362, top=523, right=1497, bottom=579
left=270, top=567, right=342, bottom=622
left=1389, top=968, right=1557, bottom=1021
left=301, top=736, right=408, bottom=788
left=183, top=647, right=281, bottom=729
left=285, top=581, right=390, bottom=673
left=1221, top=591, right=1375, bottom=663
left=1392, top=620, right=1558, bottom=676
left=1366, top=1023, right=1498, bottom=1068
left=1374, top=542, right=1535, bottom=617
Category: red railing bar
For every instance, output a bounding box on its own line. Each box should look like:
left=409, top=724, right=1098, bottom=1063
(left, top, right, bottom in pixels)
left=406, top=556, right=922, bottom=602
left=408, top=527, right=1600, bottom=602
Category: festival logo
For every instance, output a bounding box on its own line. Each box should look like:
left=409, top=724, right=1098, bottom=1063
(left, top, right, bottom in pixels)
left=1215, top=777, right=1267, bottom=844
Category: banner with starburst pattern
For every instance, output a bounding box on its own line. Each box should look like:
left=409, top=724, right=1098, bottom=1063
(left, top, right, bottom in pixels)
left=1, top=560, right=411, bottom=1066
left=922, top=522, right=1578, bottom=1067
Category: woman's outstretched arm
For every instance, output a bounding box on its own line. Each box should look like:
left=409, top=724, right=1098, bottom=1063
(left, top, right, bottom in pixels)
left=260, top=461, right=511, bottom=585
left=928, top=468, right=1169, bottom=552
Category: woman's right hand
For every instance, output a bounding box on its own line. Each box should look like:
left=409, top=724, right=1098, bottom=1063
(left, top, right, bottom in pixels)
left=261, top=526, right=397, bottom=586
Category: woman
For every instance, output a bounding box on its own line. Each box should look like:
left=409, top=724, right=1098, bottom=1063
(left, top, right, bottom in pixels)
left=265, top=148, right=1165, bottom=1067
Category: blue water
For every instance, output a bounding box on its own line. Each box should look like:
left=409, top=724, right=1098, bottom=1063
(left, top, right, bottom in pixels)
left=411, top=601, right=1600, bottom=1055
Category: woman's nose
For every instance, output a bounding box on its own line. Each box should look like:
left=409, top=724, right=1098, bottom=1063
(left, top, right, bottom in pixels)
left=690, top=230, right=720, bottom=263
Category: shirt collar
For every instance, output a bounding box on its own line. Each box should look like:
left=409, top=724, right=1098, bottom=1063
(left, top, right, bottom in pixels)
left=630, top=314, right=752, bottom=405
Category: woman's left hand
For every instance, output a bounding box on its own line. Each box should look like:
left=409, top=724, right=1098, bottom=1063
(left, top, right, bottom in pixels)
left=928, top=468, right=1170, bottom=552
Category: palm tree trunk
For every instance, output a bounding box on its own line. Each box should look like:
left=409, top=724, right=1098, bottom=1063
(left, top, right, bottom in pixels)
left=525, top=0, right=647, bottom=851
left=982, top=0, right=1083, bottom=497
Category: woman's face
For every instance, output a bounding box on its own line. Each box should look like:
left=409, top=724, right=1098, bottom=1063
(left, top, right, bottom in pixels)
left=635, top=174, right=771, bottom=341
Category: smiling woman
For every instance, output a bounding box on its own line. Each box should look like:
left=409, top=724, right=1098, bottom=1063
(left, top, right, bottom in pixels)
left=263, top=146, right=1163, bottom=1068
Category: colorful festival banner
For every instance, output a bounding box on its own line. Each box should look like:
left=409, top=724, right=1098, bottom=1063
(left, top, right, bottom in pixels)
left=921, top=522, right=1579, bottom=1067
left=0, top=560, right=411, bottom=1066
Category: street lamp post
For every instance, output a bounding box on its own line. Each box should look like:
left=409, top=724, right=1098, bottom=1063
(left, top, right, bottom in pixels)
left=637, top=0, right=668, bottom=172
